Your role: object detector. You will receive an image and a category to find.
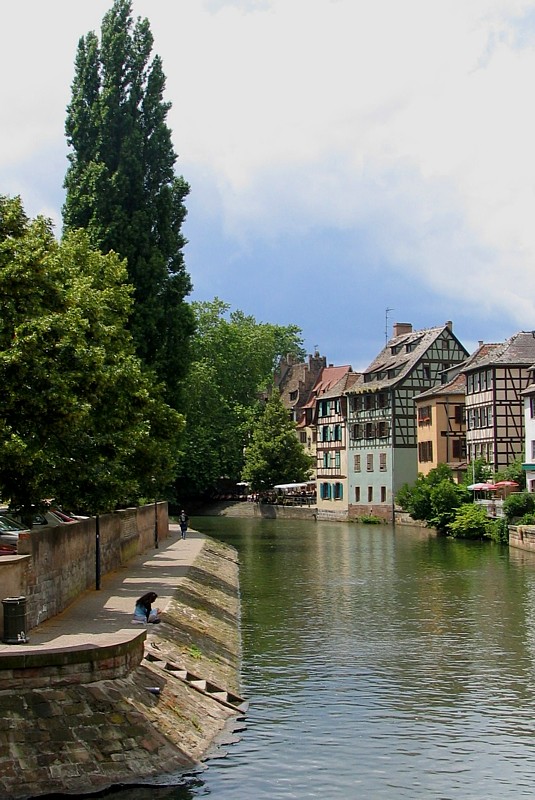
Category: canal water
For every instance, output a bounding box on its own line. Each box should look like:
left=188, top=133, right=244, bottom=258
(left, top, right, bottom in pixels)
left=106, top=517, right=535, bottom=799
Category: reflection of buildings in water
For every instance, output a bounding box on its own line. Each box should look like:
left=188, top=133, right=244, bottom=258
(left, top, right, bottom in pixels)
left=509, top=547, right=535, bottom=666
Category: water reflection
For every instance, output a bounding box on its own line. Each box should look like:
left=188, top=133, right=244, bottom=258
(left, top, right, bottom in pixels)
left=82, top=518, right=535, bottom=799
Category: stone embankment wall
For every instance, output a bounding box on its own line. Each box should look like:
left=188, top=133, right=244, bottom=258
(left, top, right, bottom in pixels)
left=509, top=525, right=535, bottom=552
left=0, top=536, right=243, bottom=800
left=194, top=500, right=316, bottom=520
left=0, top=503, right=167, bottom=637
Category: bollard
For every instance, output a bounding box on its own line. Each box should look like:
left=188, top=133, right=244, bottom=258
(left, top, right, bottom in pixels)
left=2, top=596, right=29, bottom=644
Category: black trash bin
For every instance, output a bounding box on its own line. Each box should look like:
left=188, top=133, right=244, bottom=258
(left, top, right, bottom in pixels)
left=2, top=596, right=29, bottom=644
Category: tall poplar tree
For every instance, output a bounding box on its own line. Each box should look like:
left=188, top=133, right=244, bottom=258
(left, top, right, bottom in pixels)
left=63, top=0, right=194, bottom=405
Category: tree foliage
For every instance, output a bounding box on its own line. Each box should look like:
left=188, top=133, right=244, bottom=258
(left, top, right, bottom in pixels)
left=63, top=0, right=194, bottom=405
left=175, top=299, right=305, bottom=497
left=502, top=491, right=535, bottom=523
left=448, top=503, right=492, bottom=539
left=460, top=457, right=492, bottom=486
left=494, top=458, right=526, bottom=490
left=242, top=391, right=314, bottom=493
left=0, top=195, right=183, bottom=518
left=396, top=464, right=471, bottom=533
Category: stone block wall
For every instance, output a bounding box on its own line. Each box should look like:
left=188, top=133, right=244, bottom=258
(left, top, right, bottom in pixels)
left=509, top=525, right=535, bottom=552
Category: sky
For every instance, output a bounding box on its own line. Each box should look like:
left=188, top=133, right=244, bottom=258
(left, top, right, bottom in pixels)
left=2, top=0, right=535, bottom=371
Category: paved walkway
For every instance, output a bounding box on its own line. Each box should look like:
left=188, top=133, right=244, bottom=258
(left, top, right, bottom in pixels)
left=0, top=524, right=204, bottom=654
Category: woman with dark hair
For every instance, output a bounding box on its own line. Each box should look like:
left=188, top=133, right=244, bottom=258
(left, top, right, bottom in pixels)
left=133, top=591, right=161, bottom=623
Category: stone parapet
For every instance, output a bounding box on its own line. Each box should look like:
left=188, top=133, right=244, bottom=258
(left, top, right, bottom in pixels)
left=0, top=631, right=145, bottom=690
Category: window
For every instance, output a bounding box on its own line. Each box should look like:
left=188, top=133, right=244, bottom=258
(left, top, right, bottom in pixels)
left=355, top=487, right=361, bottom=502
left=418, top=406, right=431, bottom=424
left=365, top=394, right=374, bottom=410
left=334, top=483, right=343, bottom=500
left=351, top=423, right=363, bottom=440
left=320, top=482, right=331, bottom=500
left=454, top=405, right=465, bottom=424
left=299, top=432, right=307, bottom=443
left=323, top=452, right=330, bottom=468
left=531, top=396, right=535, bottom=419
left=335, top=451, right=341, bottom=468
left=379, top=453, right=387, bottom=471
left=321, top=425, right=331, bottom=442
left=422, top=364, right=431, bottom=379
left=378, top=392, right=388, bottom=408
left=290, top=390, right=298, bottom=401
left=467, top=373, right=474, bottom=394
left=354, top=454, right=361, bottom=472
left=377, top=420, right=389, bottom=438
left=367, top=454, right=374, bottom=472
left=367, top=486, right=373, bottom=502
left=380, top=486, right=387, bottom=502
left=319, top=400, right=328, bottom=417
left=531, top=440, right=535, bottom=461
left=452, top=439, right=466, bottom=459
left=418, top=441, right=433, bottom=462
left=334, top=424, right=342, bottom=441
left=365, top=422, right=375, bottom=439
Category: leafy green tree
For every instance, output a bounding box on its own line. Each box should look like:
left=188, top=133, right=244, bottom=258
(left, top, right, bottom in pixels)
left=176, top=299, right=305, bottom=497
left=0, top=195, right=184, bottom=520
left=63, top=0, right=194, bottom=405
left=494, top=458, right=526, bottom=490
left=396, top=464, right=471, bottom=532
left=242, top=391, right=314, bottom=493
left=461, top=457, right=492, bottom=486
left=448, top=503, right=491, bottom=539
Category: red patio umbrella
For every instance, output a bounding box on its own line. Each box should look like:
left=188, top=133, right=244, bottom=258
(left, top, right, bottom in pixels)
left=490, top=481, right=519, bottom=489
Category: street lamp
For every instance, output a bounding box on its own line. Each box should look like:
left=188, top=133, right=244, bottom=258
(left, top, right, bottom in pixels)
left=152, top=477, right=159, bottom=549
left=95, top=514, right=101, bottom=590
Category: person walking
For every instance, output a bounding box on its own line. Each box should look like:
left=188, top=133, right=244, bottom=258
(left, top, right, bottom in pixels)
left=179, top=509, right=189, bottom=539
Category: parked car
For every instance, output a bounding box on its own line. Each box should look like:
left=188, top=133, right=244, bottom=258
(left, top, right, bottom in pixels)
left=49, top=507, right=79, bottom=523
left=0, top=515, right=30, bottom=552
left=4, top=509, right=77, bottom=528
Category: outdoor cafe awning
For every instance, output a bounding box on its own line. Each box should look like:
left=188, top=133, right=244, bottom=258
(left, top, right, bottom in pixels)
left=273, top=482, right=315, bottom=490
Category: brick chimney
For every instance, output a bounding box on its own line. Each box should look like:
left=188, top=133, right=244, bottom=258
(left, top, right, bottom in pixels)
left=393, top=322, right=412, bottom=337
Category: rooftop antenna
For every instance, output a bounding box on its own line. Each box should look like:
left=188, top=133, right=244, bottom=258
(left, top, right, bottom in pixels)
left=385, top=307, right=394, bottom=344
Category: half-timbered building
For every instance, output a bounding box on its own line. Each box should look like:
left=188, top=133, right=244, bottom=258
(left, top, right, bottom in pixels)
left=521, top=371, right=535, bottom=493
left=462, top=332, right=535, bottom=473
left=314, top=370, right=359, bottom=520
left=275, top=352, right=327, bottom=424
left=296, top=364, right=353, bottom=481
left=413, top=343, right=499, bottom=482
left=346, top=321, right=468, bottom=521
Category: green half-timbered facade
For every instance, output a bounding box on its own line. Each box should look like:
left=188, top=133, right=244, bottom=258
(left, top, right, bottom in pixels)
left=346, top=322, right=468, bottom=521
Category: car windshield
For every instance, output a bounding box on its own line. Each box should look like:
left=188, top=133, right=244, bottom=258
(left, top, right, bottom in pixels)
left=0, top=515, right=24, bottom=532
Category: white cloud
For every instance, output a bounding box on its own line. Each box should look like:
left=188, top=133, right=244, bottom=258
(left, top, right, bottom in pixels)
left=3, top=0, right=535, bottom=331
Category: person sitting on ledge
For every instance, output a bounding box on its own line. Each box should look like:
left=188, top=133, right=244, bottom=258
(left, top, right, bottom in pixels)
left=133, top=591, right=161, bottom=624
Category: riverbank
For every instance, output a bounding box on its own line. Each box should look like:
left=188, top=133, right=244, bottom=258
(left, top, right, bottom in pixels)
left=193, top=499, right=317, bottom=520
left=0, top=530, right=244, bottom=800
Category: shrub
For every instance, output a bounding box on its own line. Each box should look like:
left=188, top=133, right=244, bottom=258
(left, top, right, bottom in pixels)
left=502, top=492, right=535, bottom=522
left=487, top=517, right=509, bottom=544
left=448, top=503, right=489, bottom=539
left=516, top=512, right=535, bottom=525
left=360, top=514, right=382, bottom=524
